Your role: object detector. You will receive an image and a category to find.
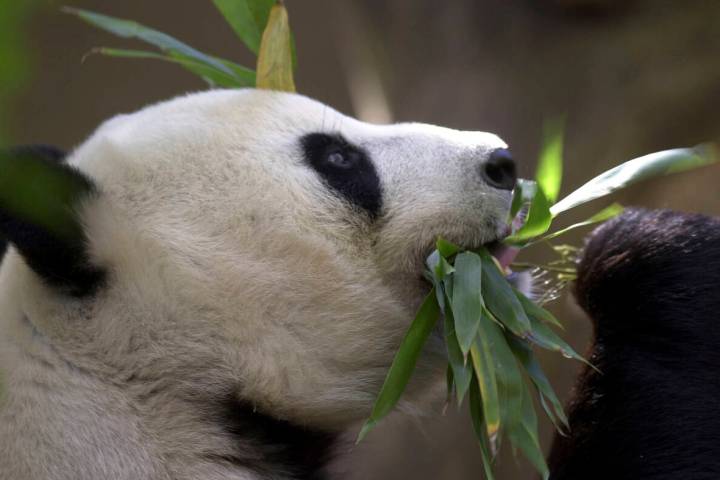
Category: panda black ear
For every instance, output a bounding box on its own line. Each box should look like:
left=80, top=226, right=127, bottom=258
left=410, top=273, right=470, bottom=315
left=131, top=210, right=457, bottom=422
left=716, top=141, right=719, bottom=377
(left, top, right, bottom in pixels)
left=0, top=145, right=105, bottom=296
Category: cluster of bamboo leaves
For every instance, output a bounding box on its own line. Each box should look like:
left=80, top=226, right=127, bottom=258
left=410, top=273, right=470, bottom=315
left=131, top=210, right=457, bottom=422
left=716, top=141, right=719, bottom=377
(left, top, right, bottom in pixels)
left=358, top=240, right=585, bottom=479
left=358, top=123, right=717, bottom=479
left=65, top=0, right=296, bottom=92
left=66, top=4, right=719, bottom=478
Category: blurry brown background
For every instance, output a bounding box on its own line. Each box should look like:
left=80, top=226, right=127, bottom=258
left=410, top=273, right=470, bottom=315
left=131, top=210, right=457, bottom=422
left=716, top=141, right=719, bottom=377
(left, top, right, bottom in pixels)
left=5, top=0, right=720, bottom=478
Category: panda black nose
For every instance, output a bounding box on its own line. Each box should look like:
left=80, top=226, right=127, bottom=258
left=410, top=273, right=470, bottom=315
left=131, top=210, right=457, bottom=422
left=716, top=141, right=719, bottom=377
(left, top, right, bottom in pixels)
left=481, top=148, right=517, bottom=191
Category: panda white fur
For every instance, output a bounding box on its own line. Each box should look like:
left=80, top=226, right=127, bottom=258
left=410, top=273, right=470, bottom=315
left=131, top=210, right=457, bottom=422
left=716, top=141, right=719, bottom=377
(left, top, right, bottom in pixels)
left=0, top=89, right=518, bottom=480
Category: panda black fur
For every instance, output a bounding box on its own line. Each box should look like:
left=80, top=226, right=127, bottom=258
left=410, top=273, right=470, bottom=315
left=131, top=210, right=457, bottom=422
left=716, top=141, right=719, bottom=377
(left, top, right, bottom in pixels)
left=0, top=90, right=517, bottom=480
left=549, top=208, right=720, bottom=479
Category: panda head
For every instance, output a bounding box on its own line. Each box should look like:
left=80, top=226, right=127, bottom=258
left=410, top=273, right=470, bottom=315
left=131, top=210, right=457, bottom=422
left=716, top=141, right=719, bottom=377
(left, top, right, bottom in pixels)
left=0, top=89, right=516, bottom=430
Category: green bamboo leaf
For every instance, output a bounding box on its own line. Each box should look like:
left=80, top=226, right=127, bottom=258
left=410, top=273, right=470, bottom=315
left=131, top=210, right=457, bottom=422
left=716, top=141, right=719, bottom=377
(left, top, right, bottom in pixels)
left=256, top=3, right=295, bottom=91
left=213, top=0, right=298, bottom=69
left=434, top=280, right=446, bottom=313
left=507, top=382, right=550, bottom=479
left=93, top=48, right=255, bottom=88
left=508, top=338, right=569, bottom=430
left=469, top=379, right=497, bottom=480
left=478, top=250, right=531, bottom=337
left=444, top=307, right=473, bottom=404
left=513, top=287, right=564, bottom=330
left=478, top=307, right=526, bottom=453
left=538, top=389, right=566, bottom=433
left=508, top=179, right=537, bottom=225
left=551, top=144, right=718, bottom=216
left=0, top=148, right=94, bottom=243
left=425, top=250, right=441, bottom=273
left=536, top=203, right=624, bottom=244
left=538, top=393, right=563, bottom=434
left=357, top=289, right=440, bottom=442
left=212, top=0, right=274, bottom=54
left=526, top=312, right=588, bottom=366
left=536, top=117, right=564, bottom=203
left=443, top=274, right=454, bottom=301
left=445, top=364, right=455, bottom=403
left=470, top=338, right=500, bottom=444
left=505, top=185, right=553, bottom=244
left=64, top=7, right=235, bottom=76
left=452, top=252, right=484, bottom=354
left=436, top=237, right=461, bottom=259
left=213, top=56, right=257, bottom=84
left=434, top=255, right=455, bottom=282
left=518, top=381, right=539, bottom=439
left=426, top=250, right=450, bottom=311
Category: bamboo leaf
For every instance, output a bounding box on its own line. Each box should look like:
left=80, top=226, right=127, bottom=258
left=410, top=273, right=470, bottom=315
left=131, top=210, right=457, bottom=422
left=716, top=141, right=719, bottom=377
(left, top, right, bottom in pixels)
left=538, top=394, right=563, bottom=434
left=213, top=56, right=257, bottom=84
left=212, top=0, right=275, bottom=54
left=436, top=237, right=461, bottom=259
left=478, top=250, right=531, bottom=337
left=551, top=144, right=718, bottom=216
left=443, top=274, right=454, bottom=300
left=526, top=312, right=588, bottom=366
left=426, top=250, right=450, bottom=311
left=445, top=364, right=455, bottom=404
left=508, top=179, right=537, bottom=226
left=64, top=8, right=235, bottom=77
left=469, top=379, right=497, bottom=480
left=444, top=307, right=473, bottom=404
left=505, top=185, right=553, bottom=244
left=93, top=48, right=255, bottom=88
left=92, top=47, right=164, bottom=60
left=536, top=117, right=564, bottom=203
left=0, top=148, right=94, bottom=243
left=508, top=337, right=569, bottom=430
left=513, top=287, right=564, bottom=329
left=452, top=252, right=484, bottom=354
left=478, top=307, right=526, bottom=455
left=536, top=203, right=624, bottom=244
left=357, top=289, right=440, bottom=442
left=425, top=250, right=441, bottom=274
left=518, top=381, right=539, bottom=440
left=256, top=3, right=295, bottom=91
left=507, top=382, right=550, bottom=479
left=470, top=337, right=500, bottom=444
left=433, top=255, right=455, bottom=282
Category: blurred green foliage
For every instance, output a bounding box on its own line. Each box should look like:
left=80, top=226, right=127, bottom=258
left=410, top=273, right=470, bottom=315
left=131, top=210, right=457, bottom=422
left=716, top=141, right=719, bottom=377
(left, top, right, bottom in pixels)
left=67, top=0, right=296, bottom=92
left=0, top=0, right=45, bottom=144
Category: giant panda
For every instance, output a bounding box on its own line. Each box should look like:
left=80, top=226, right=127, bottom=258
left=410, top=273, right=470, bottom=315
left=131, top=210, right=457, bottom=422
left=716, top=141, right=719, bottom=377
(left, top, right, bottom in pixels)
left=0, top=89, right=519, bottom=480
left=548, top=208, right=720, bottom=479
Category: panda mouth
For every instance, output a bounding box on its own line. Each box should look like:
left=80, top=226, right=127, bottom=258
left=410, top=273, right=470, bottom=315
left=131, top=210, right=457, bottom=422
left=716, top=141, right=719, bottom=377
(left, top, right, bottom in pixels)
left=423, top=238, right=517, bottom=273
left=485, top=241, right=520, bottom=271
left=417, top=237, right=524, bottom=298
left=418, top=223, right=518, bottom=279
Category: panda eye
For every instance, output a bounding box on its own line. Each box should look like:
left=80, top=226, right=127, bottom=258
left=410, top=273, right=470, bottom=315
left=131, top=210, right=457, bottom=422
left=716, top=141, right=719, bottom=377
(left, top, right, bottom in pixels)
left=301, top=132, right=382, bottom=218
left=326, top=151, right=356, bottom=169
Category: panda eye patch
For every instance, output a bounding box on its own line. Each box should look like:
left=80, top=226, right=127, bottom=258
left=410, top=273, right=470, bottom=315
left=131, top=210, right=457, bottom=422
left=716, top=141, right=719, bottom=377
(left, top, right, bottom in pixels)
left=301, top=133, right=382, bottom=218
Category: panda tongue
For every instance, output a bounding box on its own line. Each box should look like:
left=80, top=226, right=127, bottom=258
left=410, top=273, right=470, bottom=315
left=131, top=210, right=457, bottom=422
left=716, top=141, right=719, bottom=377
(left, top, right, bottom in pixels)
left=489, top=243, right=520, bottom=271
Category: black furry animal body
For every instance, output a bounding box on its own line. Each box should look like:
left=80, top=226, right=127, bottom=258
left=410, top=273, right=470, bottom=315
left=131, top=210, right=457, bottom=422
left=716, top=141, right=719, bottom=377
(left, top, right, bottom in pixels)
left=549, top=209, right=720, bottom=479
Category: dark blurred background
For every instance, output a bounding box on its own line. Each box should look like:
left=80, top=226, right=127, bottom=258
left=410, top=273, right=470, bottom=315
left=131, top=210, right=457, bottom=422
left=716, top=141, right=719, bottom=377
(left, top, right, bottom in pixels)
left=3, top=1, right=720, bottom=478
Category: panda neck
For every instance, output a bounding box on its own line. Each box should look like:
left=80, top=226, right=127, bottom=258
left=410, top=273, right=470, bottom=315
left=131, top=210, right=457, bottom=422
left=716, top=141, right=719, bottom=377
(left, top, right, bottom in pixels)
left=130, top=380, right=342, bottom=480
left=215, top=396, right=340, bottom=480
left=7, top=312, right=339, bottom=480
